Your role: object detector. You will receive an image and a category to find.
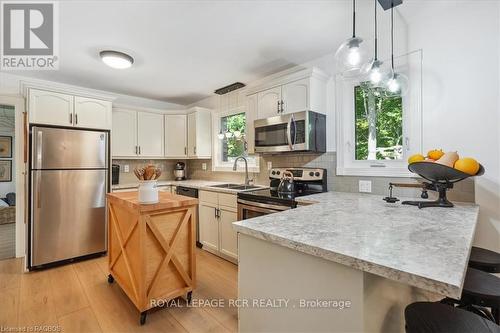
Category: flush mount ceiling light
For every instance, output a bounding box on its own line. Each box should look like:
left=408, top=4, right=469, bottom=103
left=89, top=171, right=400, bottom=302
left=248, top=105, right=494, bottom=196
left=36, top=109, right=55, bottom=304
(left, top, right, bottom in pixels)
left=360, top=0, right=390, bottom=88
left=99, top=50, right=134, bottom=69
left=384, top=3, right=409, bottom=97
left=335, top=0, right=370, bottom=78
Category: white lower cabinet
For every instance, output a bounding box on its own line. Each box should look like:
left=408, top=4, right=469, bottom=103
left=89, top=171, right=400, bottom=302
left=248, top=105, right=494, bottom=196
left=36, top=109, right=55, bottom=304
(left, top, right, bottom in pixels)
left=198, top=190, right=238, bottom=263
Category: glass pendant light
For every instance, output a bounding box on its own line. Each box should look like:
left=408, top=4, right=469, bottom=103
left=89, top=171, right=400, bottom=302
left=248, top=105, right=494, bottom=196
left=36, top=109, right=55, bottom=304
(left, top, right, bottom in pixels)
left=335, top=0, right=370, bottom=78
left=360, top=0, right=390, bottom=88
left=384, top=3, right=409, bottom=97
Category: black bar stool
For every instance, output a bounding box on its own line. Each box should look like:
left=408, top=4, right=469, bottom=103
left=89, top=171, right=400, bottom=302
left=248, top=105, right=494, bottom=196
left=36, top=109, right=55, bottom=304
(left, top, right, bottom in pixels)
left=469, top=246, right=500, bottom=273
left=405, top=301, right=500, bottom=333
left=461, top=267, right=500, bottom=324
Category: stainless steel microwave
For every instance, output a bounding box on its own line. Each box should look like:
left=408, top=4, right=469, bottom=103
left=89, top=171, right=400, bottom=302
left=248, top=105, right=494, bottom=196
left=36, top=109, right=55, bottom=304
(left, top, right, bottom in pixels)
left=254, top=111, right=326, bottom=153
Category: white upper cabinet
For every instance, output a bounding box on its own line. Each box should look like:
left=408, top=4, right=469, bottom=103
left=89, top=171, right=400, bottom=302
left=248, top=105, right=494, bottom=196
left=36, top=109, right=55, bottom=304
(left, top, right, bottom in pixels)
left=187, top=108, right=212, bottom=158
left=28, top=89, right=74, bottom=127
left=249, top=67, right=329, bottom=120
left=112, top=109, right=137, bottom=157
left=246, top=94, right=257, bottom=154
left=28, top=88, right=112, bottom=129
left=137, top=112, right=164, bottom=157
left=257, top=86, right=282, bottom=119
left=74, top=96, right=112, bottom=129
left=281, top=78, right=309, bottom=114
left=165, top=114, right=187, bottom=158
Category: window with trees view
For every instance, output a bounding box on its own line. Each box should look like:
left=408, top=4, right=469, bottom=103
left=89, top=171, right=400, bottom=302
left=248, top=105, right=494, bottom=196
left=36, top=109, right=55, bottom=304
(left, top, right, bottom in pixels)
left=220, top=112, right=246, bottom=162
left=354, top=84, right=403, bottom=161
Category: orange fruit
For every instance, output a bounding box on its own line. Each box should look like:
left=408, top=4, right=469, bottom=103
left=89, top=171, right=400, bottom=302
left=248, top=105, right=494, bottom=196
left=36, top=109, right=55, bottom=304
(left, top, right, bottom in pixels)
left=427, top=149, right=445, bottom=160
left=408, top=154, right=425, bottom=164
left=454, top=158, right=480, bottom=175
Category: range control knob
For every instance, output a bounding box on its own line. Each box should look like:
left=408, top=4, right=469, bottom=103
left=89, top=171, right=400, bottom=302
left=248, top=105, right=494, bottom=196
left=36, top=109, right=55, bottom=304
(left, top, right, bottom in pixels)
left=276, top=171, right=281, bottom=175
left=309, top=171, right=314, bottom=177
left=271, top=171, right=276, bottom=175
left=315, top=172, right=320, bottom=177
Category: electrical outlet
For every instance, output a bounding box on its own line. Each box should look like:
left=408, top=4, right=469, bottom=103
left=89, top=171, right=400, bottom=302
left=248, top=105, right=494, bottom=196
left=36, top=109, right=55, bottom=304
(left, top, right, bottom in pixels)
left=267, top=161, right=272, bottom=170
left=359, top=180, right=372, bottom=193
left=202, top=163, right=207, bottom=171
left=124, top=165, right=129, bottom=173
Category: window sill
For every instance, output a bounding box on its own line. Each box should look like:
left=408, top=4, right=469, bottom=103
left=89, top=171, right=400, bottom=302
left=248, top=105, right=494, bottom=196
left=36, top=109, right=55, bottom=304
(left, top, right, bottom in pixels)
left=336, top=167, right=414, bottom=177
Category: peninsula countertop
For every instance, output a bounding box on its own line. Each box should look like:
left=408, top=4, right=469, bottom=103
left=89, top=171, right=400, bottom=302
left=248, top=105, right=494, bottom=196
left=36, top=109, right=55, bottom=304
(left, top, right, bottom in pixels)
left=233, top=191, right=480, bottom=299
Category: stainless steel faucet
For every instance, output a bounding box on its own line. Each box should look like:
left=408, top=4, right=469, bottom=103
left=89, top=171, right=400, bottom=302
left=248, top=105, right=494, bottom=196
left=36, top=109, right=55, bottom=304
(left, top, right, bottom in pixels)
left=233, top=156, right=253, bottom=185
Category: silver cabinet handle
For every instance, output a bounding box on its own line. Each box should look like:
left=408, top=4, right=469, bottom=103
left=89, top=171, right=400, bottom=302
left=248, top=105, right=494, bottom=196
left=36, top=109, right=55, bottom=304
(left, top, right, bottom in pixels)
left=194, top=146, right=196, bottom=155
left=69, top=113, right=73, bottom=124
left=184, top=147, right=187, bottom=155
left=214, top=207, right=217, bottom=219
left=280, top=100, right=284, bottom=113
left=75, top=113, right=78, bottom=125
left=138, top=146, right=141, bottom=155
left=277, top=101, right=280, bottom=114
left=135, top=146, right=138, bottom=155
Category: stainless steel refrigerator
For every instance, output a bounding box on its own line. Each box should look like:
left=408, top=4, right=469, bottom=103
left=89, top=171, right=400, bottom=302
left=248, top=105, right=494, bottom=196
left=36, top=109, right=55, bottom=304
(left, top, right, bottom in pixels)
left=30, top=126, right=108, bottom=268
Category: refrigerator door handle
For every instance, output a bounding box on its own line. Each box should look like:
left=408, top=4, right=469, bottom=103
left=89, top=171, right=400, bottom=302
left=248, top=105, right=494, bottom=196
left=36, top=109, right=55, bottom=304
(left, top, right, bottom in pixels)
left=35, top=129, right=43, bottom=170
left=35, top=171, right=42, bottom=208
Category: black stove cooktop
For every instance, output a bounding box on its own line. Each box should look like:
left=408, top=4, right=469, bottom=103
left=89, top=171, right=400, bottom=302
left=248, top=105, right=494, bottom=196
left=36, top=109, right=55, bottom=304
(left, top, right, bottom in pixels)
left=237, top=167, right=327, bottom=208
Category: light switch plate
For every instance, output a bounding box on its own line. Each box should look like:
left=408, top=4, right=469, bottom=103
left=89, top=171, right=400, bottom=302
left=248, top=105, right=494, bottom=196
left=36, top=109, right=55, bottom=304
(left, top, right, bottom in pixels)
left=124, top=165, right=129, bottom=173
left=359, top=180, right=372, bottom=193
left=267, top=161, right=272, bottom=170
left=202, top=163, right=207, bottom=171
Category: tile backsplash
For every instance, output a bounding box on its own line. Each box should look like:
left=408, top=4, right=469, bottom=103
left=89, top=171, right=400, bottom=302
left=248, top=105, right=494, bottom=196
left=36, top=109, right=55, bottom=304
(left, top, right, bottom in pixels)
left=113, top=152, right=475, bottom=203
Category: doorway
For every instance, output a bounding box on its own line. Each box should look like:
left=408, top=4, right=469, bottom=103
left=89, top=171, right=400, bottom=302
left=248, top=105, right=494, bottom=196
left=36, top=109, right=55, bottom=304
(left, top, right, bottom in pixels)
left=0, top=105, right=15, bottom=260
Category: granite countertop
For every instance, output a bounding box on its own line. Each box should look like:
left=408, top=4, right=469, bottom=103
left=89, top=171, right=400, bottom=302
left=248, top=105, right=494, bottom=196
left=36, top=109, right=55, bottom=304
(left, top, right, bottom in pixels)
left=107, top=191, right=198, bottom=212
left=233, top=191, right=479, bottom=299
left=112, top=179, right=268, bottom=194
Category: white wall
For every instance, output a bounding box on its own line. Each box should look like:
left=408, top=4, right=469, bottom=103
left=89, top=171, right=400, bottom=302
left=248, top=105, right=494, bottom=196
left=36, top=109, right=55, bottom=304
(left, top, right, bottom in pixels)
left=401, top=1, right=500, bottom=251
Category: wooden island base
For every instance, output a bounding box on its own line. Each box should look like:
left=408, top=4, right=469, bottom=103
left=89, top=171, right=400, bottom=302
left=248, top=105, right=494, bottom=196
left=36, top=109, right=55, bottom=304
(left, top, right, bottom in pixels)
left=106, top=191, right=198, bottom=325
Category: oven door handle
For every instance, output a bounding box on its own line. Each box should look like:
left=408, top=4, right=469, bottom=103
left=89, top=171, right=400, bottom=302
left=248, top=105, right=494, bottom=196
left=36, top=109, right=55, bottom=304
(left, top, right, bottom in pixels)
left=286, top=115, right=295, bottom=151
left=238, top=199, right=291, bottom=211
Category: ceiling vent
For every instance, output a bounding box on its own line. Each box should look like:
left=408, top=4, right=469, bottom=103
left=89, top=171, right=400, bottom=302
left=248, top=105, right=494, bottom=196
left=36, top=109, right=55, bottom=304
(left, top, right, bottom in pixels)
left=214, top=82, right=246, bottom=95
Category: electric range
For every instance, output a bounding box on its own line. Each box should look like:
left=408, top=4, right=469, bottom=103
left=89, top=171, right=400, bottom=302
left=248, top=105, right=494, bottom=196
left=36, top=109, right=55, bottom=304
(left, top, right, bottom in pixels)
left=237, top=167, right=327, bottom=220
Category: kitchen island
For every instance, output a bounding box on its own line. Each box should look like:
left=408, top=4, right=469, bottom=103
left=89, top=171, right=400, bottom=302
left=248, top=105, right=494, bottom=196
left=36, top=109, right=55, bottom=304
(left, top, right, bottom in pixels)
left=106, top=191, right=198, bottom=325
left=233, top=191, right=479, bottom=333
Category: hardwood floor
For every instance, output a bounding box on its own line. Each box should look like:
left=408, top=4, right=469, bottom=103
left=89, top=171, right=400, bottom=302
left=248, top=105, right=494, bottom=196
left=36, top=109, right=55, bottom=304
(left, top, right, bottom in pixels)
left=0, top=249, right=238, bottom=333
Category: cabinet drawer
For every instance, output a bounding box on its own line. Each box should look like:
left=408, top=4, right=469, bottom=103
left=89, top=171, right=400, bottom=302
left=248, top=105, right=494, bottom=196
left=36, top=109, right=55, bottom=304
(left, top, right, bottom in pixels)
left=199, top=190, right=218, bottom=205
left=218, top=193, right=237, bottom=209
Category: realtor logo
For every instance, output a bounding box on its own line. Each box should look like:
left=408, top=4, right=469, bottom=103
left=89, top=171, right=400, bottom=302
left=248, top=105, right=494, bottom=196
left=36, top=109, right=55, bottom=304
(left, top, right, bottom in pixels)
left=1, top=1, right=59, bottom=70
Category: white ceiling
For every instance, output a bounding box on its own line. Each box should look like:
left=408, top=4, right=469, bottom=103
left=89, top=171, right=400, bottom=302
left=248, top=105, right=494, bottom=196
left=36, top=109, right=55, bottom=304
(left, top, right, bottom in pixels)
left=3, top=0, right=356, bottom=105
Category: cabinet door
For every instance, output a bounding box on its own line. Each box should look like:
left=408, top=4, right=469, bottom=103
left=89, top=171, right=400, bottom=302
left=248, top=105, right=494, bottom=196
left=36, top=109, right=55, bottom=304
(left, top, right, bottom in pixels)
left=246, top=94, right=257, bottom=154
left=257, top=86, right=281, bottom=119
left=112, top=109, right=137, bottom=157
left=199, top=203, right=219, bottom=253
left=282, top=78, right=310, bottom=114
left=74, top=97, right=112, bottom=129
left=194, top=110, right=212, bottom=158
left=137, top=112, right=164, bottom=157
left=165, top=114, right=187, bottom=157
left=28, top=89, right=74, bottom=126
left=187, top=113, right=197, bottom=157
left=219, top=207, right=238, bottom=261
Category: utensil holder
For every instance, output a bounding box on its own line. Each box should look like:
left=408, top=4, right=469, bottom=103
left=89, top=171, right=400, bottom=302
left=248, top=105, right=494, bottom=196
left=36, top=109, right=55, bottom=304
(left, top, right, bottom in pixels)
left=138, top=180, right=158, bottom=204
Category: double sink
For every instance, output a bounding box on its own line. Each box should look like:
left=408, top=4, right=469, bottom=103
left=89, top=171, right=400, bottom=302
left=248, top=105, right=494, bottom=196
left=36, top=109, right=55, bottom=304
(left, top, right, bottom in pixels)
left=208, top=183, right=262, bottom=191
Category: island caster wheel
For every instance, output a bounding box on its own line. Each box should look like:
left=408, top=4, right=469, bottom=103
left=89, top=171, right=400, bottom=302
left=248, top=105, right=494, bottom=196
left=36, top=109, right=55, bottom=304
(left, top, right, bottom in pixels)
left=107, top=274, right=114, bottom=284
left=140, top=312, right=147, bottom=325
left=187, top=291, right=193, bottom=304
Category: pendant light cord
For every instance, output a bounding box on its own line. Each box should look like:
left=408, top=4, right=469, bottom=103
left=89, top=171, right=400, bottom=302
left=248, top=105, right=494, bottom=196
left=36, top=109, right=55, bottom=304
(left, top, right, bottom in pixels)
left=352, top=0, right=356, bottom=38
left=391, top=2, right=395, bottom=70
left=374, top=0, right=378, bottom=60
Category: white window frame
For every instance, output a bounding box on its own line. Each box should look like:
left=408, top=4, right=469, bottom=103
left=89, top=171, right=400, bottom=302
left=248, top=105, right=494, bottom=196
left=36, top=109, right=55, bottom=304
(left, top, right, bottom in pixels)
left=336, top=50, right=423, bottom=177
left=212, top=106, right=259, bottom=172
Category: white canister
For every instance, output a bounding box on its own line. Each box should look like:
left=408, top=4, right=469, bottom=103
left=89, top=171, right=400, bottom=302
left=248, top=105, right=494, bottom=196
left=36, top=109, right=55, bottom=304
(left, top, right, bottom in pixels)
left=138, top=180, right=159, bottom=204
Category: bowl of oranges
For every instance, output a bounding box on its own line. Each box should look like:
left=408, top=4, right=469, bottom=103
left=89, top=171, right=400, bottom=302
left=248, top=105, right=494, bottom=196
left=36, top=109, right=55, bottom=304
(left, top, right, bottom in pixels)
left=407, top=149, right=484, bottom=183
